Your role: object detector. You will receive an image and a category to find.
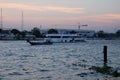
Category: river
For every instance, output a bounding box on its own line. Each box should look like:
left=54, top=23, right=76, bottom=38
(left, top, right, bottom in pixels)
left=0, top=40, right=120, bottom=80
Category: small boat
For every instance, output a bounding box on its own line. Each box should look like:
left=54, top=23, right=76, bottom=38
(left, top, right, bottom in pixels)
left=27, top=39, right=53, bottom=45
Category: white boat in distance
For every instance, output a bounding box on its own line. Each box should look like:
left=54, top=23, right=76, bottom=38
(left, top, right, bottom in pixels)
left=45, top=34, right=86, bottom=43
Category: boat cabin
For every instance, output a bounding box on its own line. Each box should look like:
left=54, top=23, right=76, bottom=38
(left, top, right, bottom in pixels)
left=46, top=34, right=84, bottom=43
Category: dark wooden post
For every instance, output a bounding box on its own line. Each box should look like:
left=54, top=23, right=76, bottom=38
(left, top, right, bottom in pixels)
left=103, top=46, right=107, bottom=65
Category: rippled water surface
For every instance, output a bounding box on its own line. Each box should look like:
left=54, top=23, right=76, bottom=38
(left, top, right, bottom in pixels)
left=0, top=40, right=120, bottom=80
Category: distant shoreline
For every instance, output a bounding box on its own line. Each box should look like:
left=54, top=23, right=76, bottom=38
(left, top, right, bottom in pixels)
left=0, top=38, right=120, bottom=41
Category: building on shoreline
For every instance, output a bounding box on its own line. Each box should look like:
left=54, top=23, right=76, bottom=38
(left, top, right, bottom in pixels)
left=0, top=29, right=14, bottom=40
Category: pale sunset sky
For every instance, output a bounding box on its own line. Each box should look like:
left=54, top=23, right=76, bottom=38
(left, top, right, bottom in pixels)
left=0, top=0, right=120, bottom=32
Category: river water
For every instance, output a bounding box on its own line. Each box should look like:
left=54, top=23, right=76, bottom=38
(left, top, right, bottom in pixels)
left=0, top=40, right=120, bottom=80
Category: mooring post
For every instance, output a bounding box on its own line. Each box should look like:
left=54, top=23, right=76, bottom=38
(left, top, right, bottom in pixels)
left=103, top=45, right=107, bottom=65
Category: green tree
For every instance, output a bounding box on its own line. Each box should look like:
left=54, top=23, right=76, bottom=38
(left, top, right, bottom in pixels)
left=48, top=29, right=58, bottom=34
left=0, top=28, right=2, bottom=33
left=11, top=29, right=20, bottom=39
left=11, top=29, right=20, bottom=35
left=31, top=27, right=41, bottom=38
left=116, top=30, right=120, bottom=37
left=97, top=30, right=106, bottom=38
left=20, top=30, right=27, bottom=38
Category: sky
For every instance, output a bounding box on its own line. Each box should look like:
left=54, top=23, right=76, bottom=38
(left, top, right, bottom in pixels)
left=0, top=0, right=120, bottom=32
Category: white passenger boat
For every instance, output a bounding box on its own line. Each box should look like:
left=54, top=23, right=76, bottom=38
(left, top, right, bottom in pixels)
left=45, top=34, right=86, bottom=43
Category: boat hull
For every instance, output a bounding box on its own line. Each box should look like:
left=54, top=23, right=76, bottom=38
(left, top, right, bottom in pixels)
left=27, top=40, right=53, bottom=45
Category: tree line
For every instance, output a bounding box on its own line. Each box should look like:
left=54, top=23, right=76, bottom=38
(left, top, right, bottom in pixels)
left=0, top=27, right=59, bottom=39
left=97, top=30, right=120, bottom=38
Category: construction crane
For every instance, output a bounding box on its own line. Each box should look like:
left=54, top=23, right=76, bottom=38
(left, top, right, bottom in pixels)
left=78, top=23, right=88, bottom=31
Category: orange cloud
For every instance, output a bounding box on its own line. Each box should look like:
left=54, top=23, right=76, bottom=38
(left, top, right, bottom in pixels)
left=0, top=3, right=85, bottom=13
left=103, top=14, right=120, bottom=20
left=89, top=14, right=120, bottom=20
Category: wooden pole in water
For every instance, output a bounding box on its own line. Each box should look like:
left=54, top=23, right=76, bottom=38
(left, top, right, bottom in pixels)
left=103, top=45, right=107, bottom=65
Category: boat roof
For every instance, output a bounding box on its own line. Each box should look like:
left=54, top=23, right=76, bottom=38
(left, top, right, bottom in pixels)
left=46, top=34, right=78, bottom=36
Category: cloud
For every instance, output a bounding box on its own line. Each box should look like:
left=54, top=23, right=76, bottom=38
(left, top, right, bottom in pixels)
left=45, top=6, right=85, bottom=13
left=67, top=14, right=120, bottom=22
left=103, top=14, right=120, bottom=20
left=0, top=3, right=85, bottom=13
